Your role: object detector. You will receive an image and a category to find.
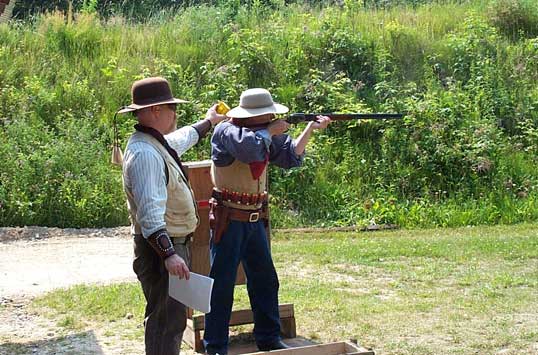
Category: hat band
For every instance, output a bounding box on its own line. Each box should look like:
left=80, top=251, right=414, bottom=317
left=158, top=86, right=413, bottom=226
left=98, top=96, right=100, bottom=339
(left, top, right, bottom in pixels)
left=241, top=102, right=274, bottom=109
left=134, top=94, right=173, bottom=106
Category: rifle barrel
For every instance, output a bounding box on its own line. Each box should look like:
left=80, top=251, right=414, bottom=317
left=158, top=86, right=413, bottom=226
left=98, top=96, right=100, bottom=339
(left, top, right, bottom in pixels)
left=319, top=113, right=404, bottom=120
left=287, top=112, right=404, bottom=124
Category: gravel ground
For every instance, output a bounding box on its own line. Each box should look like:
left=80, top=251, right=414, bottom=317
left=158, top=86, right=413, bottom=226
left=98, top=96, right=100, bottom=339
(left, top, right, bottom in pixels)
left=0, top=226, right=135, bottom=298
left=0, top=226, right=293, bottom=355
left=0, top=226, right=142, bottom=355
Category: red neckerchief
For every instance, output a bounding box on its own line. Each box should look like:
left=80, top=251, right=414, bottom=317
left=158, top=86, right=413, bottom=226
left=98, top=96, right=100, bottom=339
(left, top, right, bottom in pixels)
left=249, top=154, right=269, bottom=180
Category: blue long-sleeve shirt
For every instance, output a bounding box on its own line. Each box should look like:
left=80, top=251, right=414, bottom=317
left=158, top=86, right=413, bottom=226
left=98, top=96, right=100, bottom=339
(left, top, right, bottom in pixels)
left=211, top=121, right=304, bottom=168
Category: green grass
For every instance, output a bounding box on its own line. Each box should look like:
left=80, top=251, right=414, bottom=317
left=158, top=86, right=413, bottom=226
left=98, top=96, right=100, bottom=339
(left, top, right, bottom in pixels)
left=32, top=223, right=538, bottom=354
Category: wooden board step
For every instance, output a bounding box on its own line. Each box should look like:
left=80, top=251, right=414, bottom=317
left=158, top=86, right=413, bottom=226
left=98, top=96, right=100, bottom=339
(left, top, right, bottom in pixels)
left=235, top=341, right=374, bottom=355
left=184, top=304, right=296, bottom=353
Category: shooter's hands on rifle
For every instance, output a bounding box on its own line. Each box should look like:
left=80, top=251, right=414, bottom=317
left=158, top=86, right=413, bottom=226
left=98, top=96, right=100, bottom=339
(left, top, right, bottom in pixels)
left=267, top=119, right=290, bottom=136
left=206, top=104, right=227, bottom=127
left=308, top=115, right=331, bottom=130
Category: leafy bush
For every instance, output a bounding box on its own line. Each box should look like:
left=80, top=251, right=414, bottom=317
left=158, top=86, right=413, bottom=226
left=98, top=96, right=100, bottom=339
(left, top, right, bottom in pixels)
left=384, top=20, right=427, bottom=82
left=2, top=2, right=538, bottom=229
left=0, top=117, right=126, bottom=227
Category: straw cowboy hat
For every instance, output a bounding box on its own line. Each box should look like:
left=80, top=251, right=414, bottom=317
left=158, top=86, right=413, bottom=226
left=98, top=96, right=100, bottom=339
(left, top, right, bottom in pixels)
left=117, top=77, right=188, bottom=114
left=227, top=88, right=288, bottom=118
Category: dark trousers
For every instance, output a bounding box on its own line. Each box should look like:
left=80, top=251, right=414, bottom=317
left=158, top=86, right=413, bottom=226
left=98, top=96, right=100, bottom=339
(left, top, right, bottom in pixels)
left=133, top=234, right=191, bottom=355
left=203, top=220, right=281, bottom=355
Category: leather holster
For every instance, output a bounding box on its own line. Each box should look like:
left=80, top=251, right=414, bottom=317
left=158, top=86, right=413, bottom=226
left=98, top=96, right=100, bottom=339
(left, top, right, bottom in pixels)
left=209, top=198, right=230, bottom=244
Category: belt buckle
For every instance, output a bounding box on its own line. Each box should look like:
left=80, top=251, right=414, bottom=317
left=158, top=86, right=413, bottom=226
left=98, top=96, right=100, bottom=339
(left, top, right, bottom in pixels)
left=249, top=212, right=260, bottom=223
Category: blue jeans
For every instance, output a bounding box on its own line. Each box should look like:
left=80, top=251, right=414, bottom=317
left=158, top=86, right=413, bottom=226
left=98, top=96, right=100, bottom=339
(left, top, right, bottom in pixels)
left=203, top=220, right=281, bottom=355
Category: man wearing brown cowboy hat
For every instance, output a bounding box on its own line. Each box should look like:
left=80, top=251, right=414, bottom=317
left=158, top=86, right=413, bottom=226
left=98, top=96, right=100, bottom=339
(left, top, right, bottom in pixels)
left=118, top=77, right=226, bottom=355
left=203, top=88, right=331, bottom=355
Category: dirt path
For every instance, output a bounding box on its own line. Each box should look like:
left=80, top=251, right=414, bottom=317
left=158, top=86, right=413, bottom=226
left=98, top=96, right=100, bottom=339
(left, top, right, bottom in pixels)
left=0, top=226, right=135, bottom=298
left=0, top=226, right=143, bottom=355
left=0, top=227, right=271, bottom=355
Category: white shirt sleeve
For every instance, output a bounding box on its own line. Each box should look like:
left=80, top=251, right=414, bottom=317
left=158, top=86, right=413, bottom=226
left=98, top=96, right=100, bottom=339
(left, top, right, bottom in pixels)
left=165, top=126, right=199, bottom=157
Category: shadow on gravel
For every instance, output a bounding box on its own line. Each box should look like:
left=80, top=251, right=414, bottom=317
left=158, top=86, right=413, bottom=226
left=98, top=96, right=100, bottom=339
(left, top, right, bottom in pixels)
left=0, top=330, right=104, bottom=354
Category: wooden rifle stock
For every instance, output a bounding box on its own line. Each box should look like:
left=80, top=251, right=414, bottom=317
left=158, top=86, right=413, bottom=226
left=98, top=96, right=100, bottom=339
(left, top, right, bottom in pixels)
left=286, top=112, right=404, bottom=124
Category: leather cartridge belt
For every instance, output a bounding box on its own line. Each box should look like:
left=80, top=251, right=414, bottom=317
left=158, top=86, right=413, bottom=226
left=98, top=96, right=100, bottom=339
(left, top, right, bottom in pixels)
left=212, top=188, right=267, bottom=206
left=227, top=206, right=268, bottom=223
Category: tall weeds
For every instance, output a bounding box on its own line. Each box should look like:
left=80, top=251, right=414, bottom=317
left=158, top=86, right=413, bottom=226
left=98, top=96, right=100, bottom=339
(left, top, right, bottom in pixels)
left=1, top=0, right=538, bottom=228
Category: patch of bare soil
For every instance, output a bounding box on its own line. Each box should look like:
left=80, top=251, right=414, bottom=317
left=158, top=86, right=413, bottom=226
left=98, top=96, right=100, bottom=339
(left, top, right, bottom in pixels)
left=0, top=226, right=268, bottom=355
left=0, top=226, right=143, bottom=355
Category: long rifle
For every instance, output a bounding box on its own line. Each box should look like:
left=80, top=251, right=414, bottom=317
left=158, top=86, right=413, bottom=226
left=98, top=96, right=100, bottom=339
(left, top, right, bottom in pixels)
left=286, top=112, right=404, bottom=124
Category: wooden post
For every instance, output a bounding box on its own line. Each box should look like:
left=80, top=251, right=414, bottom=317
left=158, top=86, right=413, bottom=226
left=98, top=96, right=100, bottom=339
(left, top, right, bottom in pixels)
left=280, top=316, right=297, bottom=339
left=0, top=0, right=14, bottom=23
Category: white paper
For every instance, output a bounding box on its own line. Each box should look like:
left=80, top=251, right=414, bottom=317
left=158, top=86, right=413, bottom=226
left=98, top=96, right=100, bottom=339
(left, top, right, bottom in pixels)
left=168, top=272, right=214, bottom=313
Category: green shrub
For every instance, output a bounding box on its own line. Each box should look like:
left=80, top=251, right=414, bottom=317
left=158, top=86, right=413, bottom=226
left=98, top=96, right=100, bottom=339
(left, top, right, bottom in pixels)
left=2, top=2, right=538, bottom=229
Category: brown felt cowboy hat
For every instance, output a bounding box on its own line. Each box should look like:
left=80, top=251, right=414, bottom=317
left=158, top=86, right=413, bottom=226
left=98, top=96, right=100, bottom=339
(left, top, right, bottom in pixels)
left=117, top=77, right=188, bottom=114
left=226, top=88, right=288, bottom=118
left=111, top=77, right=187, bottom=166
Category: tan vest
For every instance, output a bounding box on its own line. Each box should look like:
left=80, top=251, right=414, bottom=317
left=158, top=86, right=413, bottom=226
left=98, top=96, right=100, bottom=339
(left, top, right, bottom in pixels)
left=211, top=159, right=267, bottom=211
left=124, top=132, right=199, bottom=237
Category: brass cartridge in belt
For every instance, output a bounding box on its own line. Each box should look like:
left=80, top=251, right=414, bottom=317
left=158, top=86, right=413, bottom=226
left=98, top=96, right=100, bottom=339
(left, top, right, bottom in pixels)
left=231, top=191, right=239, bottom=203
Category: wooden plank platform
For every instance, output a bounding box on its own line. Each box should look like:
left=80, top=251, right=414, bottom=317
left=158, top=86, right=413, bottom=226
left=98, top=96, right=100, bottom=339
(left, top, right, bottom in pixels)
left=220, top=338, right=374, bottom=355
left=224, top=337, right=313, bottom=355
left=190, top=303, right=295, bottom=330
left=184, top=304, right=296, bottom=352
left=244, top=341, right=374, bottom=355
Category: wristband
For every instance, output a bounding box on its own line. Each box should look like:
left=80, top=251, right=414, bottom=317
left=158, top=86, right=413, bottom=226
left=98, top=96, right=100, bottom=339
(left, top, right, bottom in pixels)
left=192, top=119, right=212, bottom=139
left=147, top=229, right=175, bottom=259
